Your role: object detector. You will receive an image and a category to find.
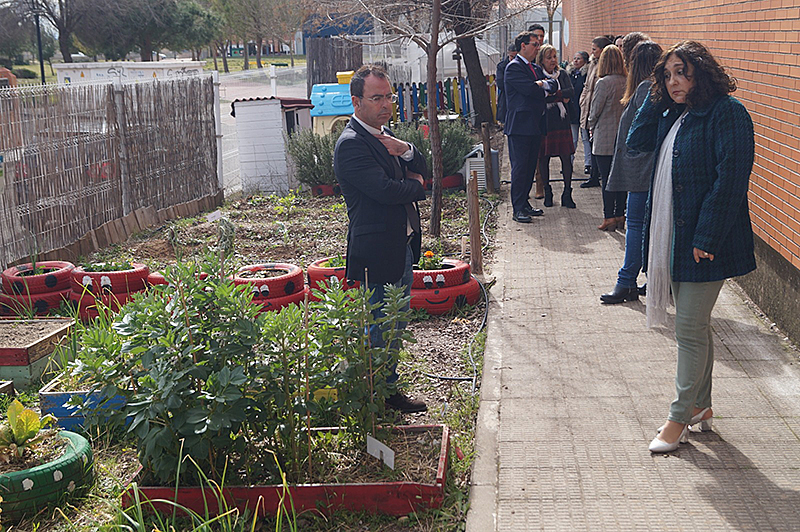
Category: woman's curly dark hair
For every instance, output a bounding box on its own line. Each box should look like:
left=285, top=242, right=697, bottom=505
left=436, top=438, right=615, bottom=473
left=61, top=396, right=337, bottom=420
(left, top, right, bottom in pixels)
left=651, top=40, right=737, bottom=108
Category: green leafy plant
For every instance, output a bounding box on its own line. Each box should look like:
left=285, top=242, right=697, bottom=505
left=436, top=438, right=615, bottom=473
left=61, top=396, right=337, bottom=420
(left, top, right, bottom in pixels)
left=82, top=260, right=134, bottom=272
left=416, top=250, right=444, bottom=271
left=0, top=400, right=57, bottom=461
left=321, top=255, right=346, bottom=268
left=286, top=129, right=338, bottom=187
left=393, top=120, right=476, bottom=177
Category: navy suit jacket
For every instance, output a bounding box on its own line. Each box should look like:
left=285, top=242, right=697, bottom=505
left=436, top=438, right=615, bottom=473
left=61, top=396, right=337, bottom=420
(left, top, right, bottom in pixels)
left=334, top=118, right=428, bottom=285
left=503, top=56, right=548, bottom=136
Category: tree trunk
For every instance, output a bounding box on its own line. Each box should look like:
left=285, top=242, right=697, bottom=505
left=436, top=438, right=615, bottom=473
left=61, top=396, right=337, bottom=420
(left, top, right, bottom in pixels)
left=221, top=41, right=229, bottom=73
left=256, top=37, right=263, bottom=68
left=427, top=0, right=443, bottom=237
left=212, top=46, right=218, bottom=71
left=140, top=37, right=153, bottom=61
left=59, top=34, right=72, bottom=63
left=458, top=36, right=493, bottom=124
left=243, top=39, right=249, bottom=70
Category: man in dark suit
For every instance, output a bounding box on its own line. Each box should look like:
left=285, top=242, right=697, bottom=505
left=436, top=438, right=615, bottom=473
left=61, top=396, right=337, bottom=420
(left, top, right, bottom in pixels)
left=495, top=44, right=517, bottom=125
left=504, top=31, right=557, bottom=223
left=334, top=64, right=428, bottom=413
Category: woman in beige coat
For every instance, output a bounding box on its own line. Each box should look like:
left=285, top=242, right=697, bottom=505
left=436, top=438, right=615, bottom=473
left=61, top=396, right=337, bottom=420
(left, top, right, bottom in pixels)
left=588, top=45, right=627, bottom=230
left=578, top=36, right=612, bottom=186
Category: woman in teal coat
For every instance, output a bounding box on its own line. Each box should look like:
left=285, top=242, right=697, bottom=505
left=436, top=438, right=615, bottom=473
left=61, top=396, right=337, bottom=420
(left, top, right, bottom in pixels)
left=627, top=41, right=756, bottom=453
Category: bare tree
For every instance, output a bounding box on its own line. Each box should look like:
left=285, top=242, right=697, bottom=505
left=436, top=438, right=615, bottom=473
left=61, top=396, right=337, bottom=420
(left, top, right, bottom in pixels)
left=18, top=0, right=88, bottom=62
left=542, top=0, right=559, bottom=46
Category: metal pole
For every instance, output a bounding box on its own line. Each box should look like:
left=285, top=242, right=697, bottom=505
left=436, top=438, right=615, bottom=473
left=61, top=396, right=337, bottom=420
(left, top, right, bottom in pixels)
left=35, top=13, right=45, bottom=85
left=212, top=71, right=224, bottom=193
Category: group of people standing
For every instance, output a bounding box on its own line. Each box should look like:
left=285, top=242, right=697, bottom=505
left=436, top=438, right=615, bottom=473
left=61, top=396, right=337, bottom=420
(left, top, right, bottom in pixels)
left=500, top=30, right=757, bottom=454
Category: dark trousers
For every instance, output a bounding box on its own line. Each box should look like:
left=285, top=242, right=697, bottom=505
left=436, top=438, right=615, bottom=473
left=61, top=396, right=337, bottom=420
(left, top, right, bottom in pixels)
left=595, top=154, right=627, bottom=219
left=508, top=134, right=542, bottom=214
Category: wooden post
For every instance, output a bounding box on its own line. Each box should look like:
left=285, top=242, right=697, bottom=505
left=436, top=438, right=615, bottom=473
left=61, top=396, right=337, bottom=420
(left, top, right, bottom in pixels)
left=468, top=170, right=483, bottom=275
left=481, top=122, right=496, bottom=194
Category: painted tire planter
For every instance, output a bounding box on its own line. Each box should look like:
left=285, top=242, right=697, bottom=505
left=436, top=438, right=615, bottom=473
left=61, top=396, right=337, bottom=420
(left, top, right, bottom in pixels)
left=1, top=261, right=75, bottom=295
left=412, top=259, right=470, bottom=290
left=254, top=286, right=311, bottom=313
left=441, top=173, right=463, bottom=189
left=40, top=375, right=128, bottom=430
left=307, top=258, right=360, bottom=299
left=123, top=424, right=448, bottom=518
left=410, top=277, right=481, bottom=316
left=0, top=430, right=94, bottom=521
left=71, top=263, right=149, bottom=294
left=311, top=184, right=341, bottom=197
left=0, top=289, right=72, bottom=316
left=233, top=263, right=304, bottom=298
left=145, top=272, right=169, bottom=286
left=69, top=290, right=134, bottom=320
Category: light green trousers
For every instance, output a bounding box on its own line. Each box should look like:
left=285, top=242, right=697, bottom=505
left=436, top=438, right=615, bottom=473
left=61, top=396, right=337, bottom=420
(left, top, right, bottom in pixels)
left=668, top=279, right=725, bottom=424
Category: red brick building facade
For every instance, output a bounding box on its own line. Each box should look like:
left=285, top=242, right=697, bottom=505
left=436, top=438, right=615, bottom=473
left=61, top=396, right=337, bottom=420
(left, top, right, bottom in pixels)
left=562, top=0, right=800, bottom=341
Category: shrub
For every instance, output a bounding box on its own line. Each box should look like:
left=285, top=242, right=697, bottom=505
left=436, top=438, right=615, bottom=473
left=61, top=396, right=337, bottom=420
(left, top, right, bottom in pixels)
left=11, top=68, right=36, bottom=79
left=286, top=129, right=338, bottom=187
left=393, top=120, right=475, bottom=177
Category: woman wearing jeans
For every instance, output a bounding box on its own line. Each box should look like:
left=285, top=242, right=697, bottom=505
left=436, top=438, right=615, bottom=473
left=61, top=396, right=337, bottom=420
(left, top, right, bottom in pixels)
left=600, top=41, right=663, bottom=304
left=627, top=41, right=756, bottom=453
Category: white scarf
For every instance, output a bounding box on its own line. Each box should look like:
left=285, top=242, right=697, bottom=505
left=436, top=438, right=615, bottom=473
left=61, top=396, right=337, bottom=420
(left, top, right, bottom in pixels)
left=647, top=109, right=688, bottom=328
left=543, top=68, right=567, bottom=119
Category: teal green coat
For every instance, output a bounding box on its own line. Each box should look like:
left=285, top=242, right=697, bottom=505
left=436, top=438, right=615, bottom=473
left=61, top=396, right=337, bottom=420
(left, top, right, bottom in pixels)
left=627, top=93, right=756, bottom=283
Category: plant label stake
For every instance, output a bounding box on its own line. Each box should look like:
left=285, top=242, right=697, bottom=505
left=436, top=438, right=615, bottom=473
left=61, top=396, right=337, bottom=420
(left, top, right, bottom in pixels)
left=366, top=435, right=395, bottom=469
left=206, top=209, right=223, bottom=223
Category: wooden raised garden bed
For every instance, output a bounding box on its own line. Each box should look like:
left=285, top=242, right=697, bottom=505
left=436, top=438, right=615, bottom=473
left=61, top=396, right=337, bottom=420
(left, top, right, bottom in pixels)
left=39, top=374, right=127, bottom=430
left=0, top=318, right=74, bottom=387
left=123, top=424, right=449, bottom=517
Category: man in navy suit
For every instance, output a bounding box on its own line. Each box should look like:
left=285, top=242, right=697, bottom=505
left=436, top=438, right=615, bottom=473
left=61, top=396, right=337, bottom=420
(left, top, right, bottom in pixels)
left=334, top=64, right=428, bottom=413
left=504, top=31, right=557, bottom=223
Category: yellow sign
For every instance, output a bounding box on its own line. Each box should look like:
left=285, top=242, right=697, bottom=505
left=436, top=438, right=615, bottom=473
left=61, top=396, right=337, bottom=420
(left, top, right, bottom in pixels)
left=313, top=388, right=338, bottom=401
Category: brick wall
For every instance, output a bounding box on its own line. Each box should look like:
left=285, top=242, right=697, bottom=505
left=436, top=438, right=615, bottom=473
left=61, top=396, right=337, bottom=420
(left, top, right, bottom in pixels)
left=562, top=0, right=800, bottom=341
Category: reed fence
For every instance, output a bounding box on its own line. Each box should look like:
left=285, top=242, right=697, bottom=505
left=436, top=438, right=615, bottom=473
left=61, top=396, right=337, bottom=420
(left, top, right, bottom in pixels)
left=0, top=75, right=220, bottom=268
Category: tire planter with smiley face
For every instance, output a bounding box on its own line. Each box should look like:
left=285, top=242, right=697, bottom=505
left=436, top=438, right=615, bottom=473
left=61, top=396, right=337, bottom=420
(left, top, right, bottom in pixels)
left=233, top=263, right=304, bottom=299
left=410, top=277, right=481, bottom=316
left=0, top=430, right=94, bottom=522
left=71, top=263, right=149, bottom=295
left=1, top=261, right=75, bottom=295
left=412, top=259, right=471, bottom=290
left=306, top=258, right=360, bottom=300
left=0, top=289, right=72, bottom=316
left=253, top=285, right=311, bottom=313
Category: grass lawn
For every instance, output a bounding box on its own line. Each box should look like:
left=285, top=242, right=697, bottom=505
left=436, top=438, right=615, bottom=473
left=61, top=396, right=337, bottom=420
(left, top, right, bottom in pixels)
left=205, top=55, right=306, bottom=73
left=10, top=62, right=56, bottom=85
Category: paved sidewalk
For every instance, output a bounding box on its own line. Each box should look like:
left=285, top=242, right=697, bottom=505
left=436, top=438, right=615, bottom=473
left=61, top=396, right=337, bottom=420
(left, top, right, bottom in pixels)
left=467, top=143, right=800, bottom=531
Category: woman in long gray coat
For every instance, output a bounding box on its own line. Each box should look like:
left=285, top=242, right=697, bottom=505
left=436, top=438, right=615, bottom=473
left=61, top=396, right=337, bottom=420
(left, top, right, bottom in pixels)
left=588, top=45, right=627, bottom=230
left=600, top=41, right=663, bottom=304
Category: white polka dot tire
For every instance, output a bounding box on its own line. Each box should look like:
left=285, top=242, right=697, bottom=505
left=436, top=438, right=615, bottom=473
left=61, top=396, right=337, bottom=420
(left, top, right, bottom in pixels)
left=0, top=431, right=93, bottom=521
left=70, top=263, right=149, bottom=294
left=410, top=277, right=482, bottom=316
left=232, top=263, right=304, bottom=299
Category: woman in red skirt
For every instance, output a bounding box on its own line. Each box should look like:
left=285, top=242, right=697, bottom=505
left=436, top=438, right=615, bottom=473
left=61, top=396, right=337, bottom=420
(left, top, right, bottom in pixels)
left=536, top=44, right=576, bottom=208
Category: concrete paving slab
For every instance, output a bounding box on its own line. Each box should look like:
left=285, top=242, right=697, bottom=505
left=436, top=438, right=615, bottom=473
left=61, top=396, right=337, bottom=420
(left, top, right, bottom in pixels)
left=466, top=138, right=800, bottom=531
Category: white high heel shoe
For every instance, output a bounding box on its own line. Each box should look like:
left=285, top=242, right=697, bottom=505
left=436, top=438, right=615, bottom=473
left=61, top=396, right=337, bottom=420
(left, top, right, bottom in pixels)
left=649, top=424, right=689, bottom=453
left=657, top=407, right=713, bottom=433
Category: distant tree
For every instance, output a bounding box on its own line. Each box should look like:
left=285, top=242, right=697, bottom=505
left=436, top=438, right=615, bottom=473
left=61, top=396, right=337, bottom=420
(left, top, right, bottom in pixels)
left=0, top=3, right=33, bottom=61
left=17, top=0, right=88, bottom=62
left=172, top=0, right=222, bottom=60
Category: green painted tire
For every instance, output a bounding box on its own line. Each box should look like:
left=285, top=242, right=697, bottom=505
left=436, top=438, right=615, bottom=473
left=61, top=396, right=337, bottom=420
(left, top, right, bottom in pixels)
left=0, top=431, right=94, bottom=521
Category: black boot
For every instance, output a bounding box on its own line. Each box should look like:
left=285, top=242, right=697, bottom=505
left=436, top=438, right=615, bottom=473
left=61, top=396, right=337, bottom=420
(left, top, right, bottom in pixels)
left=580, top=179, right=601, bottom=188
left=600, top=285, right=639, bottom=304
left=561, top=187, right=576, bottom=208
left=543, top=185, right=553, bottom=207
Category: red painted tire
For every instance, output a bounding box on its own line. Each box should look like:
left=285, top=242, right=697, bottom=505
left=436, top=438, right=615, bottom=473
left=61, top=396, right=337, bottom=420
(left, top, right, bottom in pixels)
left=410, top=277, right=481, bottom=316
left=2, top=261, right=75, bottom=295
left=233, top=263, right=303, bottom=298
left=145, top=272, right=169, bottom=286
left=0, top=289, right=72, bottom=316
left=412, top=259, right=470, bottom=290
left=307, top=259, right=360, bottom=290
left=442, top=173, right=463, bottom=189
left=254, top=286, right=310, bottom=313
left=71, top=263, right=149, bottom=295
left=69, top=290, right=134, bottom=320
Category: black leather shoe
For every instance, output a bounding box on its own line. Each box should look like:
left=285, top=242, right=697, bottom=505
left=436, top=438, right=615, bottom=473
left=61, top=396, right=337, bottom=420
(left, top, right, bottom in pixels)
left=580, top=179, right=601, bottom=188
left=524, top=206, right=544, bottom=216
left=513, top=211, right=532, bottom=223
left=638, top=283, right=647, bottom=296
left=600, top=285, right=639, bottom=304
left=386, top=393, right=427, bottom=413
left=584, top=165, right=592, bottom=175
left=543, top=185, right=553, bottom=207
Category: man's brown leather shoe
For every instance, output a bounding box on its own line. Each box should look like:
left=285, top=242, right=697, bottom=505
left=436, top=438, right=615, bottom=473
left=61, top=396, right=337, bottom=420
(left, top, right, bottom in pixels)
left=386, top=392, right=428, bottom=413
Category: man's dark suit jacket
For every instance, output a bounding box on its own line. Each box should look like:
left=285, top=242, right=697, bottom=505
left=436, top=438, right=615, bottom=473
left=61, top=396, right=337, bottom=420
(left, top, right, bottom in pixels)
left=495, top=56, right=511, bottom=124
left=334, top=118, right=428, bottom=285
left=504, top=56, right=548, bottom=137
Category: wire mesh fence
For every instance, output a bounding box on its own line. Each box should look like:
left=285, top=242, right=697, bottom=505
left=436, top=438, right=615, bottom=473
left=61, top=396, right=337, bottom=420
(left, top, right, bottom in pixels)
left=0, top=76, right=219, bottom=268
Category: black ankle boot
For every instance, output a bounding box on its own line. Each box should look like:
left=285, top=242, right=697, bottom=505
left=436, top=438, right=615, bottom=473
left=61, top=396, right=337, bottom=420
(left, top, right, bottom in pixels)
left=561, top=187, right=576, bottom=208
left=543, top=185, right=553, bottom=207
left=600, top=285, right=639, bottom=304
